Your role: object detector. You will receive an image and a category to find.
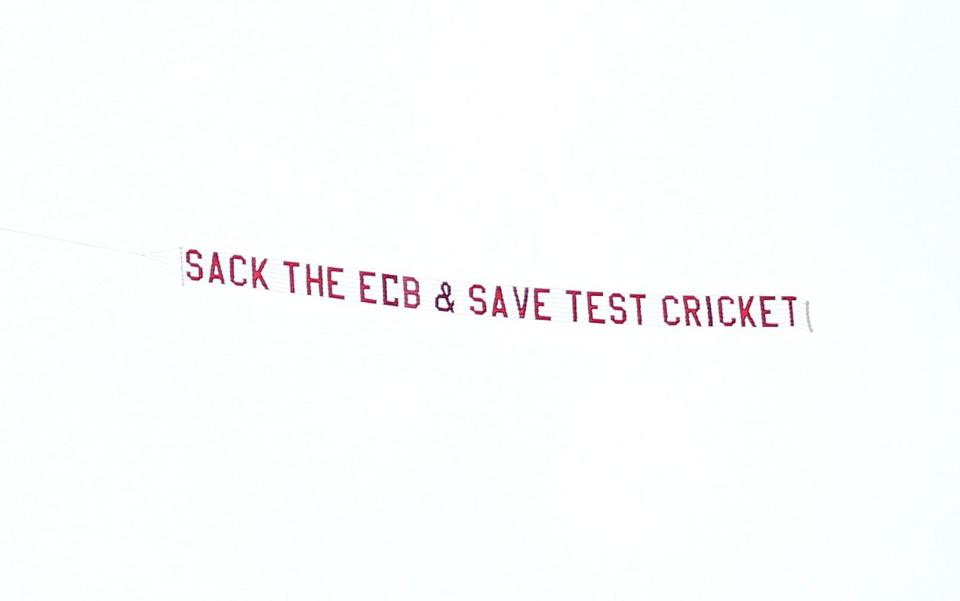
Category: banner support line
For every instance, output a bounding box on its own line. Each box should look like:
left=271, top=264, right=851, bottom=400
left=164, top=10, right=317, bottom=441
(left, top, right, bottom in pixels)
left=179, top=246, right=185, bottom=286
left=0, top=225, right=152, bottom=258
left=805, top=300, right=813, bottom=333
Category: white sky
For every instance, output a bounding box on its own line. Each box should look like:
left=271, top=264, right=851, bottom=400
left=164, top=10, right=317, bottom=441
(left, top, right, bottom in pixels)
left=1, top=1, right=958, bottom=599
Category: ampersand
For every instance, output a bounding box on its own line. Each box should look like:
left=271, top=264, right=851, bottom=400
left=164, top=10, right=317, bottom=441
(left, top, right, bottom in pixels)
left=434, top=282, right=455, bottom=313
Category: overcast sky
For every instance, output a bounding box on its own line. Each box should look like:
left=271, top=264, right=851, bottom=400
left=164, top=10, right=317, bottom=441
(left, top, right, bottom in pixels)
left=1, top=1, right=958, bottom=599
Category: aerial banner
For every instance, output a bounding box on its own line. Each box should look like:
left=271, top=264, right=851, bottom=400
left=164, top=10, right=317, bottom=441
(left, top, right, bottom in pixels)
left=180, top=247, right=813, bottom=332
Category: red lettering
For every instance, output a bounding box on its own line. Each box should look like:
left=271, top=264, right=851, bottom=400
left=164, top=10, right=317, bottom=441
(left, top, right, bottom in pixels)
left=491, top=286, right=507, bottom=318
left=469, top=284, right=487, bottom=315
left=662, top=295, right=680, bottom=326
left=402, top=276, right=420, bottom=309
left=185, top=249, right=203, bottom=281
left=208, top=252, right=225, bottom=284
left=609, top=293, right=627, bottom=324
left=565, top=290, right=582, bottom=322
left=359, top=270, right=377, bottom=304
left=739, top=296, right=756, bottom=327
left=759, top=295, right=777, bottom=327
left=251, top=257, right=268, bottom=289
left=718, top=296, right=735, bottom=326
left=283, top=260, right=299, bottom=293
left=782, top=295, right=797, bottom=327
left=382, top=274, right=399, bottom=307
left=586, top=291, right=605, bottom=324
left=705, top=296, right=714, bottom=326
left=534, top=288, right=551, bottom=321
left=512, top=287, right=530, bottom=319
left=229, top=255, right=247, bottom=287
left=306, top=264, right=324, bottom=296
left=629, top=293, right=646, bottom=325
left=327, top=267, right=344, bottom=299
left=683, top=295, right=701, bottom=326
